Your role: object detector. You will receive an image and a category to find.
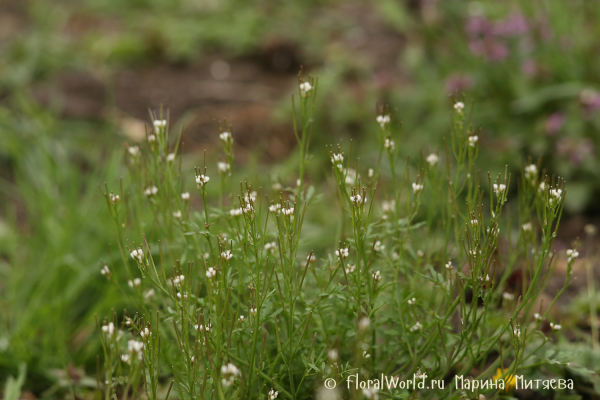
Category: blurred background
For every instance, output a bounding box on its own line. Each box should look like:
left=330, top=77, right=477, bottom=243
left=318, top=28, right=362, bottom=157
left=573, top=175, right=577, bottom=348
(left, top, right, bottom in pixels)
left=1, top=0, right=600, bottom=396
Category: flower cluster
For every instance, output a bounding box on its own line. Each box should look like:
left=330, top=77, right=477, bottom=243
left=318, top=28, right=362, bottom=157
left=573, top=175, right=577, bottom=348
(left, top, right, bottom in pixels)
left=566, top=249, right=579, bottom=263
left=130, top=248, right=144, bottom=263
left=196, top=174, right=210, bottom=188
left=144, top=186, right=158, bottom=197
left=299, top=81, right=312, bottom=97
left=335, top=247, right=349, bottom=260
left=221, top=250, right=232, bottom=261
left=376, top=114, right=390, bottom=129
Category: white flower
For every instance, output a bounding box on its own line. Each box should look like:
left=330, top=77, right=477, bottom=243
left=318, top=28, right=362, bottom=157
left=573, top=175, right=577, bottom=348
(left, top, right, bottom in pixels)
left=408, top=297, right=416, bottom=305
left=368, top=168, right=374, bottom=177
left=534, top=313, right=543, bottom=321
left=503, top=292, right=514, bottom=301
left=513, top=327, right=521, bottom=338
left=445, top=260, right=452, bottom=270
left=415, top=368, right=427, bottom=381
left=243, top=203, right=254, bottom=214
left=307, top=253, right=316, bottom=263
left=221, top=250, right=233, bottom=261
left=362, top=386, right=379, bottom=400
left=173, top=210, right=182, bottom=219
left=140, top=327, right=151, bottom=339
left=173, top=275, right=185, bottom=287
left=331, top=153, right=343, bottom=164
left=109, top=192, right=120, bottom=203
left=272, top=182, right=282, bottom=191
left=426, top=153, right=438, bottom=166
left=281, top=207, right=294, bottom=216
left=335, top=247, right=349, bottom=259
left=551, top=323, right=562, bottom=331
left=206, top=267, right=217, bottom=279
left=144, top=186, right=158, bottom=197
left=147, top=134, right=156, bottom=143
left=230, top=208, right=243, bottom=216
left=196, top=174, right=210, bottom=188
left=345, top=264, right=356, bottom=274
left=454, top=102, right=464, bottom=113
left=250, top=307, right=258, bottom=316
left=350, top=194, right=362, bottom=205
left=264, top=242, right=277, bottom=252
left=470, top=218, right=478, bottom=226
left=269, top=204, right=281, bottom=213
left=299, top=81, right=313, bottom=97
left=566, top=249, right=579, bottom=262
left=358, top=317, right=370, bottom=332
left=410, top=321, right=423, bottom=332
left=328, top=349, right=339, bottom=362
left=130, top=248, right=144, bottom=263
left=363, top=351, right=370, bottom=359
left=374, top=241, right=385, bottom=252
left=522, top=222, right=532, bottom=231
left=218, top=162, right=230, bottom=173
left=166, top=153, right=175, bottom=162
left=121, top=354, right=130, bottom=364
left=382, top=200, right=395, bottom=213
left=539, top=181, right=546, bottom=192
left=412, top=182, right=424, bottom=193
left=128, top=146, right=140, bottom=156
left=268, top=389, right=279, bottom=400
left=524, top=164, right=537, bottom=180
left=238, top=315, right=244, bottom=323
left=244, top=191, right=257, bottom=203
left=100, top=265, right=110, bottom=276
left=493, top=183, right=506, bottom=196
left=219, top=131, right=232, bottom=142
left=127, top=277, right=141, bottom=287
left=384, top=138, right=395, bottom=150
left=550, top=188, right=562, bottom=201
left=220, top=363, right=241, bottom=388
left=468, top=135, right=478, bottom=147
left=153, top=119, right=167, bottom=129
left=181, top=192, right=190, bottom=201
left=376, top=114, right=390, bottom=129
left=372, top=270, right=381, bottom=282
left=102, top=322, right=115, bottom=336
left=144, top=289, right=155, bottom=299
left=127, top=340, right=144, bottom=359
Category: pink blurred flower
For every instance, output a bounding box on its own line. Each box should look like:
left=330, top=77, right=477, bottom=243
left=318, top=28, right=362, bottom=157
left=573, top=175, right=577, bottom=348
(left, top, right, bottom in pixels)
left=544, top=112, right=565, bottom=135
left=445, top=74, right=475, bottom=94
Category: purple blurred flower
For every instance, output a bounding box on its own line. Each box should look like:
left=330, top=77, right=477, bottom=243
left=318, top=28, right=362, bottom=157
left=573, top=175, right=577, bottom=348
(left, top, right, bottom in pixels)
left=465, top=16, right=492, bottom=35
left=580, top=89, right=600, bottom=118
left=545, top=112, right=565, bottom=135
left=445, top=74, right=475, bottom=94
left=521, top=59, right=537, bottom=77
left=556, top=137, right=594, bottom=166
left=493, top=13, right=528, bottom=37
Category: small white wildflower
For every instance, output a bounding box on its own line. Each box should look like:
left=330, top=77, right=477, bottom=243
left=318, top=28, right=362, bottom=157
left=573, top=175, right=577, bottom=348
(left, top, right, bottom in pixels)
left=147, top=134, right=156, bottom=143
left=219, top=132, right=232, bottom=142
left=173, top=210, right=182, bottom=219
left=238, top=315, right=244, bottom=323
left=412, top=183, right=424, bottom=193
left=128, top=146, right=140, bottom=156
left=566, top=249, right=579, bottom=263
left=230, top=208, right=243, bottom=216
left=471, top=218, right=478, bottom=226
left=374, top=241, right=385, bottom=252
left=153, top=119, right=167, bottom=130
left=410, top=321, right=423, bottom=332
left=328, top=349, right=339, bottom=363
left=281, top=207, right=294, bottom=216
left=350, top=194, right=362, bottom=205
left=269, top=203, right=281, bottom=214
left=196, top=174, right=210, bottom=188
left=524, top=164, right=537, bottom=180
left=415, top=368, right=428, bottom=381
left=345, top=264, right=356, bottom=274
left=539, top=181, right=546, bottom=192
left=445, top=260, right=452, bottom=270
left=408, top=297, right=416, bottom=305
left=468, top=135, right=478, bottom=147
left=144, top=186, right=158, bottom=197
left=250, top=307, right=257, bottom=316
left=376, top=114, right=390, bottom=128
left=109, top=192, right=120, bottom=203
left=372, top=270, right=381, bottom=282
left=102, top=322, right=115, bottom=336
left=368, top=168, right=374, bottom=177
left=166, top=153, right=175, bottom=162
left=100, top=265, right=110, bottom=276
left=384, top=138, right=395, bottom=150
left=417, top=249, right=424, bottom=257
left=358, top=317, right=371, bottom=332
left=335, top=247, right=349, bottom=260
left=513, top=327, right=521, bottom=338
left=454, top=102, right=465, bottom=113
left=550, top=188, right=562, bottom=201
left=264, top=242, right=277, bottom=253
left=299, top=81, right=312, bottom=97
left=522, top=222, right=532, bottom=231
left=268, top=389, right=279, bottom=400
left=144, top=289, right=155, bottom=299
left=382, top=200, right=395, bottom=213
left=534, top=313, right=543, bottom=321
left=221, top=250, right=233, bottom=261
left=218, top=162, right=230, bottom=173
left=362, top=387, right=379, bottom=400
left=206, top=267, right=217, bottom=279
left=307, top=253, right=316, bottom=263
left=121, top=354, right=130, bottom=364
left=426, top=153, right=438, bottom=167
left=130, top=248, right=144, bottom=263
left=221, top=363, right=241, bottom=388
left=363, top=350, right=371, bottom=359
left=503, top=292, right=514, bottom=301
left=140, top=327, right=151, bottom=339
left=127, top=340, right=144, bottom=360
left=173, top=275, right=185, bottom=287
left=331, top=153, right=343, bottom=164
left=493, top=183, right=506, bottom=196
